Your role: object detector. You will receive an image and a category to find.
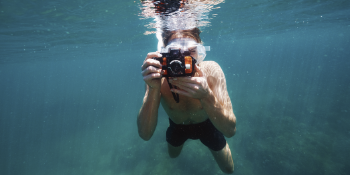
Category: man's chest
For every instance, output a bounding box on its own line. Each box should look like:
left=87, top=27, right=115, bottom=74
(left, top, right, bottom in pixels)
left=160, top=77, right=203, bottom=108
left=160, top=78, right=208, bottom=123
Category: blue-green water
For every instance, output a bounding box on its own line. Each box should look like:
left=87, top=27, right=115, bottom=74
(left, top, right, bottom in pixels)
left=1, top=0, right=349, bottom=174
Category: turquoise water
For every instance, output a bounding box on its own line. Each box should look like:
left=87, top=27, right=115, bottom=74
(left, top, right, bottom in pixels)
left=0, top=0, right=349, bottom=174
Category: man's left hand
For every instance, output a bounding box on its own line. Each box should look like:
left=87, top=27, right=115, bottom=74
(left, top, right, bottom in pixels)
left=168, top=64, right=211, bottom=100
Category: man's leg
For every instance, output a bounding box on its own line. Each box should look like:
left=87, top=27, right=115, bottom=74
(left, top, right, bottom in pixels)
left=209, top=143, right=234, bottom=174
left=168, top=143, right=184, bottom=158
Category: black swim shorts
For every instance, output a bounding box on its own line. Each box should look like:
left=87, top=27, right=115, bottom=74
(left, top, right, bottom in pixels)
left=166, top=118, right=226, bottom=151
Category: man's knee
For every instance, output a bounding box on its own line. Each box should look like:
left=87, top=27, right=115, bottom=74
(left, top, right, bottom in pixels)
left=168, top=147, right=182, bottom=158
left=168, top=143, right=183, bottom=158
left=168, top=152, right=180, bottom=158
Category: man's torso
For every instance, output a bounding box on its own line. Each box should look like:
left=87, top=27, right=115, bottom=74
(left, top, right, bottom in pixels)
left=160, top=61, right=212, bottom=125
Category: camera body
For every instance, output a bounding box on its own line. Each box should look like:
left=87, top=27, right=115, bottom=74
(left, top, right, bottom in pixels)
left=153, top=49, right=196, bottom=77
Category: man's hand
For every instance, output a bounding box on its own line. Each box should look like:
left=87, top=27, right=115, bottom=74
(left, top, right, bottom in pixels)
left=168, top=64, right=210, bottom=100
left=141, top=52, right=164, bottom=90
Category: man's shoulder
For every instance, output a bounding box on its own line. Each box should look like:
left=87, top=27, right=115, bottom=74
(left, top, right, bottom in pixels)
left=200, top=60, right=220, bottom=67
left=199, top=60, right=224, bottom=77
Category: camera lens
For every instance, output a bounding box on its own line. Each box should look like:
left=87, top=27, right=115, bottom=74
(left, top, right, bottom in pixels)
left=169, top=60, right=183, bottom=76
left=172, top=62, right=181, bottom=72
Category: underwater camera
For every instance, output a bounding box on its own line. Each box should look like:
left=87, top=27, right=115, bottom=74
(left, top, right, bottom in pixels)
left=153, top=48, right=196, bottom=77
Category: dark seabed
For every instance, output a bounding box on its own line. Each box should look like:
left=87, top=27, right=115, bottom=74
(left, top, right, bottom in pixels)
left=0, top=0, right=349, bottom=174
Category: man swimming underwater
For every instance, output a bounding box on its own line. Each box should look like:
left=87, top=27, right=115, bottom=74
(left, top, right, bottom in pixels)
left=137, top=28, right=236, bottom=174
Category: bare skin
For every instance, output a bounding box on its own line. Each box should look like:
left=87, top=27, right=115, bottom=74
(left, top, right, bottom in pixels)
left=138, top=40, right=236, bottom=174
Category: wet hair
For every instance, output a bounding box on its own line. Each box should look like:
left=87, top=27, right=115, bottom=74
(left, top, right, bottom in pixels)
left=162, top=28, right=201, bottom=46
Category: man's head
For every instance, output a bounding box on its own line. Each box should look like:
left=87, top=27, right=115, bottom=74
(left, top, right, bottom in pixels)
left=162, top=28, right=201, bottom=46
left=161, top=28, right=207, bottom=63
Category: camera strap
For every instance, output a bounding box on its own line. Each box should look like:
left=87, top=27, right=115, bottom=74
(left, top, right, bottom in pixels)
left=166, top=77, right=179, bottom=103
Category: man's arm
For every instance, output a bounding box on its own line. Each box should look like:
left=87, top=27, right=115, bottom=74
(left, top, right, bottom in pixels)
left=137, top=52, right=163, bottom=141
left=200, top=61, right=236, bottom=138
left=137, top=85, right=161, bottom=141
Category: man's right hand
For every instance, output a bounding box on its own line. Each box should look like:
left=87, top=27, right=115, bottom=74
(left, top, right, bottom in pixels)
left=141, top=52, right=163, bottom=90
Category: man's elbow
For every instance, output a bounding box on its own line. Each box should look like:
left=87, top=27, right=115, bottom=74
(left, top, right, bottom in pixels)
left=225, top=117, right=236, bottom=138
left=138, top=130, right=152, bottom=141
left=225, top=127, right=236, bottom=138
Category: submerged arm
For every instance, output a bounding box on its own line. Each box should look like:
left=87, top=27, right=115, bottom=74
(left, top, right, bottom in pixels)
left=137, top=85, right=161, bottom=141
left=200, top=61, right=236, bottom=138
left=137, top=52, right=163, bottom=141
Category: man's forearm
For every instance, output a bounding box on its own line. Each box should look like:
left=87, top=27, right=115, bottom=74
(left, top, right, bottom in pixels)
left=137, top=86, right=161, bottom=141
left=200, top=89, right=236, bottom=138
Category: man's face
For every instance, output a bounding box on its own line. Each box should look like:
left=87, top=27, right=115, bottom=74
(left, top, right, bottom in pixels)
left=166, top=37, right=200, bottom=60
left=188, top=45, right=199, bottom=60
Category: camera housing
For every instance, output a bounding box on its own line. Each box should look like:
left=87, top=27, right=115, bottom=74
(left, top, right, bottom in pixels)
left=153, top=48, right=197, bottom=77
